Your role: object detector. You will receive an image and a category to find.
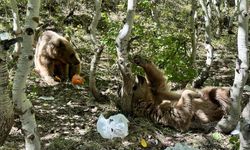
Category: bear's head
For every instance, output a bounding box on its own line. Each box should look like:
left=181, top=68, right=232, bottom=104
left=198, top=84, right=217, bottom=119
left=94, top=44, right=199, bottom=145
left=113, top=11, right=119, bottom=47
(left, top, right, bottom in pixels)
left=51, top=38, right=80, bottom=65
left=132, top=75, right=153, bottom=101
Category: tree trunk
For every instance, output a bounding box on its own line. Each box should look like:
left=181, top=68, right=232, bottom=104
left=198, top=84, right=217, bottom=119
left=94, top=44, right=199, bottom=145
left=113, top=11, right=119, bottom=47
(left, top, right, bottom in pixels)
left=150, top=0, right=161, bottom=27
left=89, top=0, right=107, bottom=102
left=216, top=0, right=248, bottom=134
left=10, top=0, right=22, bottom=59
left=213, top=0, right=223, bottom=37
left=116, top=0, right=136, bottom=114
left=190, top=0, right=197, bottom=65
left=192, top=0, right=214, bottom=88
left=0, top=43, right=14, bottom=146
left=240, top=101, right=250, bottom=150
left=12, top=0, right=41, bottom=149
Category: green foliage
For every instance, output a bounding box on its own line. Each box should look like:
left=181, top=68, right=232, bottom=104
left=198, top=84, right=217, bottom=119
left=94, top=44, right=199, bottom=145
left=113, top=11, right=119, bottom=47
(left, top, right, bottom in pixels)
left=212, top=132, right=222, bottom=141
left=229, top=135, right=240, bottom=150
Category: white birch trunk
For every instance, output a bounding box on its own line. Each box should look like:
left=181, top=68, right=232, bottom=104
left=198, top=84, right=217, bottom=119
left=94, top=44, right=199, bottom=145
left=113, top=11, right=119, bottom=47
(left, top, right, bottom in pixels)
left=216, top=0, right=248, bottom=134
left=240, top=102, right=250, bottom=150
left=190, top=0, right=197, bottom=65
left=10, top=0, right=22, bottom=58
left=12, top=0, right=41, bottom=149
left=89, top=0, right=106, bottom=101
left=192, top=0, right=214, bottom=88
left=116, top=0, right=136, bottom=113
left=0, top=45, right=14, bottom=145
left=213, top=0, right=223, bottom=36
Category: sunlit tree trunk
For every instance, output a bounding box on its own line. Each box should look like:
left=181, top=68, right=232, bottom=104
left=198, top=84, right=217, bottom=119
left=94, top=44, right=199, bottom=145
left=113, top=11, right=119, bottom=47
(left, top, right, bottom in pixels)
left=192, top=0, right=214, bottom=88
left=89, top=0, right=107, bottom=102
left=10, top=0, right=22, bottom=58
left=213, top=0, right=223, bottom=36
left=116, top=0, right=136, bottom=114
left=0, top=43, right=14, bottom=146
left=216, top=0, right=248, bottom=134
left=228, top=0, right=238, bottom=33
left=150, top=0, right=160, bottom=27
left=12, top=0, right=41, bottom=149
left=190, top=0, right=197, bottom=65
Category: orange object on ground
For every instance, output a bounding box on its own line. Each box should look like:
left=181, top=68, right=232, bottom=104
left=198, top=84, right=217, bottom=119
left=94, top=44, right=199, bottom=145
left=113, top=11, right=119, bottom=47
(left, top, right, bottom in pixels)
left=71, top=74, right=84, bottom=85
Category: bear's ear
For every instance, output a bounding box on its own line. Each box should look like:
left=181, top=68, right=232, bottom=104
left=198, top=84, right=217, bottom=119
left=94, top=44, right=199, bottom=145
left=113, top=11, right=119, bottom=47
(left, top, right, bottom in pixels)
left=52, top=39, right=65, bottom=48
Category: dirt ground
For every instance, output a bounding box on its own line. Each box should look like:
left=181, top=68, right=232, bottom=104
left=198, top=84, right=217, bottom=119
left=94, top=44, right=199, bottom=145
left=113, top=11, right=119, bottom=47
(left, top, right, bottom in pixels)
left=0, top=45, right=243, bottom=150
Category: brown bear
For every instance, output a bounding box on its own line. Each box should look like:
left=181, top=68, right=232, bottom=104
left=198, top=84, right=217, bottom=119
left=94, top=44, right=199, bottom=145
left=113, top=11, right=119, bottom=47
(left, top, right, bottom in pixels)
left=34, top=30, right=81, bottom=85
left=131, top=55, right=231, bottom=132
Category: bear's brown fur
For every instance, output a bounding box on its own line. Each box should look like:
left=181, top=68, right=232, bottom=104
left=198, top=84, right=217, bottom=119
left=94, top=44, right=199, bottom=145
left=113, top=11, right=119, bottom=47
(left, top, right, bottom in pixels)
left=131, top=55, right=231, bottom=131
left=34, top=30, right=81, bottom=85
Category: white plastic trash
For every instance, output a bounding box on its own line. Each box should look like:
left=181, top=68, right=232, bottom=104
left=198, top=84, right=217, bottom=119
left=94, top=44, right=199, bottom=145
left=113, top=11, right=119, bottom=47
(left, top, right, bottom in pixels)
left=97, top=113, right=129, bottom=139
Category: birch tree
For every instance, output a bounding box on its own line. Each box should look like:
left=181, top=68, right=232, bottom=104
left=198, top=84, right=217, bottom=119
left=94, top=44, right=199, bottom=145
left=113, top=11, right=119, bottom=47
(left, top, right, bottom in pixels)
left=216, top=0, right=248, bottom=134
left=12, top=0, right=41, bottom=149
left=89, top=0, right=107, bottom=102
left=240, top=101, right=250, bottom=149
left=213, top=0, right=223, bottom=36
left=190, top=0, right=197, bottom=65
left=0, top=38, right=19, bottom=145
left=116, top=0, right=136, bottom=113
left=192, top=0, right=214, bottom=88
left=10, top=0, right=22, bottom=59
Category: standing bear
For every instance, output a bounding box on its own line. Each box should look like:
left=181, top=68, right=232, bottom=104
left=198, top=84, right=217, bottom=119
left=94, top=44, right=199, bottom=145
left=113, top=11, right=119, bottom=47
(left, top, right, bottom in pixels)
left=34, top=30, right=81, bottom=85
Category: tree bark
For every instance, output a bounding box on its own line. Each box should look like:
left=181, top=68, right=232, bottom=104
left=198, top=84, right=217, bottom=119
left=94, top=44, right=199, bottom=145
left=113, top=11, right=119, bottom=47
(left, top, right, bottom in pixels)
left=190, top=0, right=197, bottom=65
left=240, top=101, right=250, bottom=150
left=89, top=0, right=107, bottom=102
left=0, top=43, right=14, bottom=146
left=116, top=0, right=136, bottom=114
left=192, top=0, right=214, bottom=88
left=12, top=0, right=41, bottom=149
left=216, top=0, right=248, bottom=134
left=213, top=0, right=223, bottom=37
left=10, top=0, right=22, bottom=58
left=150, top=0, right=161, bottom=27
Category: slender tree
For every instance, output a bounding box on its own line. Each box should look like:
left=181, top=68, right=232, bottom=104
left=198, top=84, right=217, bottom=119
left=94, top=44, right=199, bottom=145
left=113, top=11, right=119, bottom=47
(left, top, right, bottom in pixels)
left=190, top=0, right=197, bottom=65
left=10, top=0, right=22, bottom=58
left=116, top=0, right=136, bottom=113
left=216, top=0, right=248, bottom=134
left=213, top=0, right=223, bottom=36
left=240, top=101, right=250, bottom=149
left=0, top=40, right=15, bottom=145
left=192, top=0, right=214, bottom=88
left=12, top=0, right=41, bottom=149
left=150, top=0, right=161, bottom=26
left=89, top=0, right=107, bottom=102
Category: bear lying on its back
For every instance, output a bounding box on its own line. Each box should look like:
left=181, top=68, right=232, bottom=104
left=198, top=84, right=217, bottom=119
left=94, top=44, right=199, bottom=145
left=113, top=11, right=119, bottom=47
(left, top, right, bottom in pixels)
left=34, top=30, right=81, bottom=85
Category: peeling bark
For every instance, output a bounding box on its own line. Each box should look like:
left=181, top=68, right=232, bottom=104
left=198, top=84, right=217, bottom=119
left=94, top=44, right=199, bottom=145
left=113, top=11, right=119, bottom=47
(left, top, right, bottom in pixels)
left=12, top=0, right=41, bottom=149
left=216, top=0, right=248, bottom=134
left=0, top=43, right=14, bottom=146
left=116, top=0, right=136, bottom=114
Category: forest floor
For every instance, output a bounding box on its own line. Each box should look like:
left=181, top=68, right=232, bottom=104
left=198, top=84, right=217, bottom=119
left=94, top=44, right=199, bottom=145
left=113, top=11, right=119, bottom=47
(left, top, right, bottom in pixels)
left=1, top=42, right=246, bottom=150
left=1, top=1, right=247, bottom=149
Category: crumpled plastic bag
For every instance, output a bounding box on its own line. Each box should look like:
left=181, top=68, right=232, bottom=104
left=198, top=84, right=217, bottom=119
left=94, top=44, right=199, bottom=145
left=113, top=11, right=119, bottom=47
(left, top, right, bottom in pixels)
left=97, top=113, right=129, bottom=139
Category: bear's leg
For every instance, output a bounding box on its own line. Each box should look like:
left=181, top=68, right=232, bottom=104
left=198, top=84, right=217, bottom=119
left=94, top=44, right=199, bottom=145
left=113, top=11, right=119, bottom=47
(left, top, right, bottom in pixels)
left=68, top=64, right=81, bottom=80
left=133, top=55, right=167, bottom=93
left=38, top=57, right=59, bottom=85
left=58, top=63, right=68, bottom=81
